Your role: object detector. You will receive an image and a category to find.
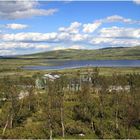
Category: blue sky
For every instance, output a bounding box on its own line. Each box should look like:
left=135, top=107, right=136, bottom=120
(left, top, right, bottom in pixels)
left=0, top=0, right=140, bottom=55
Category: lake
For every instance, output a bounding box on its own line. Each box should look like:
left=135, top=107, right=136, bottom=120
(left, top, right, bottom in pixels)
left=23, top=60, right=140, bottom=70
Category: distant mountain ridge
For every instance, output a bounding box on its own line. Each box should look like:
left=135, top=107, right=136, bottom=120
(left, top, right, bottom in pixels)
left=19, top=46, right=140, bottom=60
left=0, top=56, right=17, bottom=59
left=99, top=46, right=127, bottom=50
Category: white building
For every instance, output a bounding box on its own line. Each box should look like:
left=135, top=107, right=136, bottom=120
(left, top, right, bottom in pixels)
left=43, top=74, right=60, bottom=81
left=35, top=73, right=61, bottom=89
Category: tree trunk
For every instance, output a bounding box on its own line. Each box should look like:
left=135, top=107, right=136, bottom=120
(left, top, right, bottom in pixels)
left=91, top=121, right=96, bottom=132
left=28, top=92, right=31, bottom=111
left=28, top=102, right=31, bottom=111
left=61, top=107, right=65, bottom=138
left=115, top=94, right=119, bottom=130
left=48, top=112, right=53, bottom=140
left=10, top=114, right=13, bottom=129
left=99, top=96, right=104, bottom=138
left=2, top=114, right=9, bottom=135
left=19, top=98, right=24, bottom=112
left=115, top=112, right=119, bottom=130
left=50, top=129, right=52, bottom=140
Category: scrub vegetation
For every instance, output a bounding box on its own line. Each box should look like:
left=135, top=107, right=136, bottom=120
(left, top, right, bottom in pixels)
left=0, top=66, right=140, bottom=139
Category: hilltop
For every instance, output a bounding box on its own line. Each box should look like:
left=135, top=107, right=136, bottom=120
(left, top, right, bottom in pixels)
left=19, top=46, right=140, bottom=60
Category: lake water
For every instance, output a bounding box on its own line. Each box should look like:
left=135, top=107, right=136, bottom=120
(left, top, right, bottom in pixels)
left=24, top=60, right=140, bottom=70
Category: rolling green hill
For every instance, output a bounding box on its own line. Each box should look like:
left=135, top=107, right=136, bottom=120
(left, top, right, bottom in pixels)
left=21, top=46, right=140, bottom=60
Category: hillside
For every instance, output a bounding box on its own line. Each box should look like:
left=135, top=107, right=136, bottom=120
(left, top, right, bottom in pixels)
left=20, top=46, right=140, bottom=60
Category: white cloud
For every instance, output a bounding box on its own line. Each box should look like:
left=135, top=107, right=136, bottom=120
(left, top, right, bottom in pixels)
left=70, top=34, right=83, bottom=41
left=90, top=26, right=140, bottom=47
left=53, top=46, right=66, bottom=50
left=82, top=15, right=140, bottom=33
left=70, top=33, right=89, bottom=42
left=0, top=42, right=51, bottom=50
left=6, top=23, right=28, bottom=30
left=2, top=16, right=138, bottom=43
left=90, top=37, right=140, bottom=47
left=57, top=32, right=70, bottom=41
left=35, top=44, right=51, bottom=49
left=59, top=22, right=81, bottom=34
left=68, top=45, right=85, bottom=49
left=0, top=1, right=58, bottom=19
left=133, top=0, right=140, bottom=5
left=1, top=15, right=140, bottom=55
left=1, top=25, right=140, bottom=50
left=0, top=42, right=51, bottom=55
left=105, top=15, right=134, bottom=24
left=99, top=26, right=140, bottom=38
left=83, top=22, right=101, bottom=33
left=53, top=45, right=85, bottom=51
left=0, top=50, right=16, bottom=56
left=1, top=31, right=90, bottom=43
left=93, top=15, right=140, bottom=26
left=1, top=32, right=58, bottom=42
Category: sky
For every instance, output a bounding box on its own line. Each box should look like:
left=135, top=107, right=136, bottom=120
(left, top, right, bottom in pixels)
left=0, top=0, right=140, bottom=55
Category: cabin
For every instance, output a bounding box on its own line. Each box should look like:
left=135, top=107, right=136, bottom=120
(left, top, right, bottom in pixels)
left=108, top=85, right=130, bottom=93
left=43, top=74, right=60, bottom=82
left=67, top=73, right=93, bottom=92
left=35, top=73, right=61, bottom=89
left=80, top=73, right=92, bottom=83
left=68, top=79, right=80, bottom=91
left=35, top=78, right=45, bottom=89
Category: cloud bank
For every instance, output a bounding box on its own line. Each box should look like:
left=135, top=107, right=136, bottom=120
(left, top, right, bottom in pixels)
left=5, top=23, right=28, bottom=30
left=0, top=15, right=140, bottom=55
left=0, top=1, right=58, bottom=19
left=133, top=0, right=140, bottom=5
